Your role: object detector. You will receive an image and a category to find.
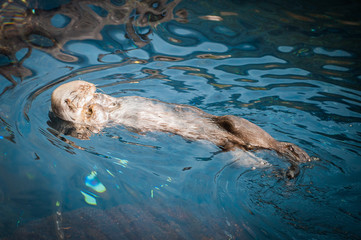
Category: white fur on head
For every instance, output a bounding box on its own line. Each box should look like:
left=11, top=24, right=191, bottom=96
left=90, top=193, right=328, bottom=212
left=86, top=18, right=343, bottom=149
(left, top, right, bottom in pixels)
left=51, top=80, right=96, bottom=123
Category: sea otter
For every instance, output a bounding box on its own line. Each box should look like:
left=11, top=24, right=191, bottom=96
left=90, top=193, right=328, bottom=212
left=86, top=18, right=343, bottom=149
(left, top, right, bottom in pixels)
left=51, top=80, right=311, bottom=177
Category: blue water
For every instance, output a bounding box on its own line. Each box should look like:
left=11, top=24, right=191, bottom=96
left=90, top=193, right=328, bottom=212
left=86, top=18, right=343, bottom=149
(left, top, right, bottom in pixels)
left=1, top=0, right=361, bottom=239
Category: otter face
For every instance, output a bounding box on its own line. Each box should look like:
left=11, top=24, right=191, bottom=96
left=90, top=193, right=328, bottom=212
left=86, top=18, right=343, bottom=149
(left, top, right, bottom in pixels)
left=51, top=80, right=96, bottom=123
left=282, top=143, right=311, bottom=163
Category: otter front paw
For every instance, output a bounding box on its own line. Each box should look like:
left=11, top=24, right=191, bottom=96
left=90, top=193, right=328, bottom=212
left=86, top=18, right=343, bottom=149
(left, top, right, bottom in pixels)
left=84, top=104, right=109, bottom=125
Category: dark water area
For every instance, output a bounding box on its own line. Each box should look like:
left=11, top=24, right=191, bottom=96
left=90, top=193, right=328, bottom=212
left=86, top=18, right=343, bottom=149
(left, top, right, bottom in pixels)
left=0, top=0, right=361, bottom=239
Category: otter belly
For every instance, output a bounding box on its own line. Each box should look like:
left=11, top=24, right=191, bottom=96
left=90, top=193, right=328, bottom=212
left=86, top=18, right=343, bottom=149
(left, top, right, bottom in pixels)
left=108, top=96, right=228, bottom=143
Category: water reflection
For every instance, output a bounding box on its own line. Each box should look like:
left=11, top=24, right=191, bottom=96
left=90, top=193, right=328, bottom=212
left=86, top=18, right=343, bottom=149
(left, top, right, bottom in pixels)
left=0, top=0, right=185, bottom=91
left=85, top=171, right=107, bottom=194
left=0, top=116, right=15, bottom=143
left=47, top=111, right=93, bottom=140
left=80, top=190, right=98, bottom=206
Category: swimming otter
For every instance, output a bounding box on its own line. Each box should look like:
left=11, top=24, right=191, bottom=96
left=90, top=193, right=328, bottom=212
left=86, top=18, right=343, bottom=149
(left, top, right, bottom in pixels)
left=51, top=80, right=311, bottom=177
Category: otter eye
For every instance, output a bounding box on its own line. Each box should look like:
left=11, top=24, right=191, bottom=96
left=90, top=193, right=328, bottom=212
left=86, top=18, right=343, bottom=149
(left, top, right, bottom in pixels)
left=288, top=145, right=295, bottom=152
left=86, top=107, right=93, bottom=117
left=65, top=99, right=76, bottom=111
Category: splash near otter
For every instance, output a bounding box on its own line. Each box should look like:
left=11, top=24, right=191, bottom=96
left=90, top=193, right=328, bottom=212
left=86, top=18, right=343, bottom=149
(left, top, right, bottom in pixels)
left=51, top=80, right=311, bottom=177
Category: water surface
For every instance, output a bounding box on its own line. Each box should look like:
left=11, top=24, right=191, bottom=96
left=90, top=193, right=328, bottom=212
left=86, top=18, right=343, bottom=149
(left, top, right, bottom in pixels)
left=0, top=0, right=361, bottom=239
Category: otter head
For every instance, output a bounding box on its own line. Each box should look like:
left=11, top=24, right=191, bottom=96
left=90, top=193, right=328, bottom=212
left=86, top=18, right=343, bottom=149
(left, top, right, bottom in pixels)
left=277, top=142, right=311, bottom=163
left=51, top=80, right=108, bottom=125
